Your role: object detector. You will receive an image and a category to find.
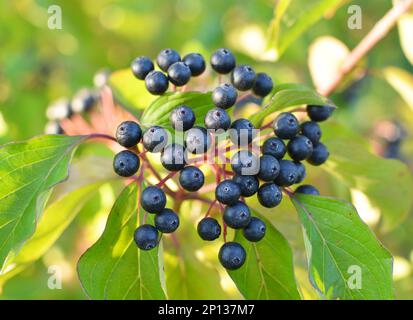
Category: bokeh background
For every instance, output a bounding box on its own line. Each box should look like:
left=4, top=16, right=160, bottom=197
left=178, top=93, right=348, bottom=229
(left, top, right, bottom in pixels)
left=1, top=0, right=413, bottom=299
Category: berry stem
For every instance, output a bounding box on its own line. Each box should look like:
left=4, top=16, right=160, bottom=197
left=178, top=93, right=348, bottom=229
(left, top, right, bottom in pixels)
left=84, top=133, right=117, bottom=142
left=236, top=92, right=252, bottom=104
left=157, top=171, right=178, bottom=187
left=223, top=222, right=228, bottom=243
left=204, top=199, right=217, bottom=218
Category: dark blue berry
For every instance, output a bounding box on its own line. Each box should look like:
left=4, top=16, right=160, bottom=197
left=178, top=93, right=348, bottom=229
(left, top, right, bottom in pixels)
left=157, top=48, right=181, bottom=72
left=143, top=126, right=168, bottom=153
left=141, top=186, right=167, bottom=214
left=179, top=166, right=205, bottom=191
left=72, top=89, right=96, bottom=113
left=301, top=121, right=322, bottom=145
left=231, top=150, right=260, bottom=176
left=243, top=217, right=266, bottom=242
left=294, top=162, right=306, bottom=184
left=273, top=112, right=299, bottom=140
left=210, top=48, right=236, bottom=74
left=170, top=105, right=196, bottom=131
left=252, top=73, right=273, bottom=97
left=258, top=155, right=280, bottom=181
left=287, top=135, right=314, bottom=161
left=131, top=56, right=154, bottom=80
left=262, top=137, right=286, bottom=159
left=204, top=108, right=231, bottom=131
left=295, top=184, right=320, bottom=196
left=145, top=70, right=169, bottom=95
left=116, top=121, right=142, bottom=148
left=134, top=224, right=159, bottom=250
left=197, top=217, right=221, bottom=241
left=183, top=53, right=206, bottom=76
left=257, top=183, right=282, bottom=208
left=161, top=143, right=187, bottom=171
left=45, top=121, right=63, bottom=134
left=212, top=83, right=238, bottom=109
left=275, top=160, right=298, bottom=186
left=231, top=65, right=256, bottom=91
left=113, top=150, right=140, bottom=177
left=168, top=62, right=191, bottom=86
left=233, top=175, right=259, bottom=197
left=219, top=242, right=246, bottom=270
left=184, top=126, right=211, bottom=154
left=223, top=201, right=251, bottom=229
left=216, top=180, right=241, bottom=205
left=229, top=118, right=256, bottom=146
left=307, top=142, right=329, bottom=166
left=155, top=208, right=179, bottom=233
left=307, top=105, right=335, bottom=122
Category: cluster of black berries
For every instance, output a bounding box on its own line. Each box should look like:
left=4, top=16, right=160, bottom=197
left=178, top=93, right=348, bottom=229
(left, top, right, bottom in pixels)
left=112, top=48, right=334, bottom=271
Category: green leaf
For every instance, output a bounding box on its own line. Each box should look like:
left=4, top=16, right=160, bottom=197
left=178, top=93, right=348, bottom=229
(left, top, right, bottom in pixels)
left=322, top=122, right=413, bottom=232
left=394, top=0, right=413, bottom=65
left=141, top=91, right=213, bottom=129
left=382, top=67, right=413, bottom=111
left=291, top=194, right=393, bottom=300
left=0, top=135, right=83, bottom=270
left=77, top=182, right=166, bottom=300
left=228, top=210, right=301, bottom=300
left=250, top=84, right=333, bottom=127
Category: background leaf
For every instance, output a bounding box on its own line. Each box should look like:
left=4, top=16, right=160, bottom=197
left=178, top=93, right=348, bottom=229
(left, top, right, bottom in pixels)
left=395, top=0, right=413, bottom=65
left=382, top=67, right=413, bottom=112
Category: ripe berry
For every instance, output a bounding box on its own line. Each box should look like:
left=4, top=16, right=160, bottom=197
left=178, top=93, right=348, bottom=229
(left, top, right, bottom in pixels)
left=295, top=184, right=320, bottom=196
left=184, top=126, right=211, bottom=154
left=145, top=70, right=169, bottom=95
left=257, top=183, right=282, bottom=208
left=204, top=108, right=231, bottom=131
left=231, top=150, right=260, bottom=176
left=161, top=143, right=187, bottom=171
left=134, top=224, right=159, bottom=250
left=295, top=162, right=306, bottom=184
left=46, top=98, right=72, bottom=120
left=131, top=56, right=154, bottom=80
left=262, top=137, right=286, bottom=159
left=143, top=126, right=168, bottom=153
left=212, top=83, right=238, bottom=109
left=170, top=105, right=196, bottom=131
left=219, top=242, right=246, bottom=270
left=183, top=53, right=206, bottom=76
left=216, top=180, right=241, bottom=205
left=258, top=155, right=280, bottom=181
left=45, top=121, right=63, bottom=135
left=197, top=217, right=221, bottom=241
left=113, top=150, right=140, bottom=177
left=141, top=186, right=167, bottom=214
left=287, top=135, right=314, bottom=161
left=155, top=208, right=180, bottom=233
left=232, top=175, right=259, bottom=197
left=307, top=142, right=329, bottom=166
left=179, top=166, right=205, bottom=191
left=252, top=72, right=273, bottom=97
left=231, top=65, right=256, bottom=91
left=301, top=121, right=322, bottom=145
left=229, top=118, right=256, bottom=146
left=210, top=48, right=236, bottom=74
left=168, top=62, right=191, bottom=86
left=275, top=160, right=298, bottom=186
left=72, top=89, right=96, bottom=113
left=243, top=217, right=266, bottom=242
left=307, top=104, right=335, bottom=122
left=157, top=48, right=181, bottom=72
left=116, top=121, right=142, bottom=148
left=273, top=112, right=299, bottom=139
left=223, top=201, right=251, bottom=229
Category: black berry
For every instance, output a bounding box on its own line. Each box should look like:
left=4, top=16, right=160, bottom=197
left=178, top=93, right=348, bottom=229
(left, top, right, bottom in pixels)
left=231, top=65, right=256, bottom=91
left=204, top=108, right=231, bottom=131
left=184, top=126, right=211, bottom=154
left=229, top=118, right=256, bottom=146
left=307, top=142, right=329, bottom=166
left=275, top=160, right=298, bottom=186
left=295, top=184, right=320, bottom=196
left=168, top=62, right=191, bottom=86
left=212, top=83, right=238, bottom=109
left=258, top=155, right=280, bottom=182
left=243, top=217, right=266, bottom=242
left=216, top=180, right=241, bottom=205
left=273, top=112, right=299, bottom=139
left=252, top=72, right=273, bottom=97
left=219, top=242, right=246, bottom=270
left=233, top=175, right=259, bottom=197
left=157, top=48, right=181, bottom=72
left=287, top=135, right=314, bottom=161
left=301, top=121, right=322, bottom=145
left=257, top=183, right=282, bottom=208
left=231, top=150, right=260, bottom=176
left=262, top=137, right=286, bottom=159
left=294, top=162, right=306, bottom=184
left=197, top=217, right=221, bottom=241
left=179, top=166, right=205, bottom=191
left=161, top=143, right=187, bottom=171
left=183, top=53, right=206, bottom=76
left=155, top=208, right=180, bottom=233
left=210, top=48, right=236, bottom=74
left=170, top=105, right=196, bottom=131
left=307, top=105, right=335, bottom=122
left=116, top=121, right=142, bottom=148
left=113, top=150, right=140, bottom=177
left=223, top=201, right=251, bottom=229
left=134, top=224, right=159, bottom=250
left=143, top=126, right=169, bottom=152
left=141, top=186, right=167, bottom=214
left=131, top=56, right=154, bottom=80
left=145, top=70, right=169, bottom=95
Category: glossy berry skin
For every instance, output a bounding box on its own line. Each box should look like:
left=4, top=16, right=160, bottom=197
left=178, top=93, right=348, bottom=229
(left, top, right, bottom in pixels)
left=197, top=218, right=221, bottom=241
left=262, top=137, right=286, bottom=159
left=295, top=162, right=306, bottom=184
left=134, top=225, right=159, bottom=250
left=183, top=53, right=205, bottom=76
left=143, top=126, right=168, bottom=153
left=185, top=127, right=211, bottom=154
left=179, top=166, right=205, bottom=191
left=231, top=150, right=260, bottom=176
left=113, top=150, right=140, bottom=177
left=170, top=105, right=196, bottom=131
left=210, top=48, right=236, bottom=74
left=216, top=180, right=242, bottom=205
left=141, top=186, right=167, bottom=214
left=233, top=175, right=259, bottom=197
left=219, top=242, right=246, bottom=270
left=145, top=71, right=169, bottom=95
left=229, top=118, right=256, bottom=146
left=204, top=108, right=231, bottom=131
left=156, top=48, right=181, bottom=72
left=231, top=65, right=256, bottom=91
left=301, top=121, right=322, bottom=145
left=243, top=217, right=266, bottom=242
left=223, top=201, right=251, bottom=229
left=273, top=112, right=299, bottom=139
left=131, top=56, right=154, bottom=80
left=72, top=89, right=96, bottom=113
left=258, top=155, right=280, bottom=182
left=307, top=105, right=335, bottom=122
left=212, top=83, right=238, bottom=109
left=168, top=62, right=191, bottom=86
left=307, top=142, right=329, bottom=166
left=295, top=184, right=320, bottom=196
left=287, top=135, right=314, bottom=161
left=252, top=72, right=273, bottom=97
left=257, top=183, right=282, bottom=208
left=155, top=208, right=180, bottom=233
left=161, top=143, right=187, bottom=171
left=116, top=121, right=142, bottom=148
left=275, top=160, right=298, bottom=187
